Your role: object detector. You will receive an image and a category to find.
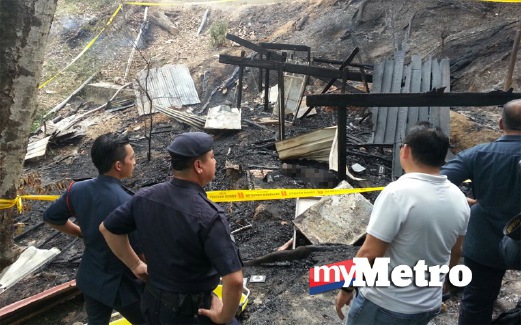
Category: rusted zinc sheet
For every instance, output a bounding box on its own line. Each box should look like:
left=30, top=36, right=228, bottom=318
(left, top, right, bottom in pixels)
left=133, top=64, right=201, bottom=116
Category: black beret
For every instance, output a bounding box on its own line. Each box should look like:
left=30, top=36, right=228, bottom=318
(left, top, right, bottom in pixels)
left=167, top=132, right=213, bottom=158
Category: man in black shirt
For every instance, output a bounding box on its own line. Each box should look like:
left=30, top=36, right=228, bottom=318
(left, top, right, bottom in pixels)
left=44, top=133, right=144, bottom=325
left=100, top=131, right=243, bottom=324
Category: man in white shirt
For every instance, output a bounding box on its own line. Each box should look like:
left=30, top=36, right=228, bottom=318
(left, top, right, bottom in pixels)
left=335, top=122, right=470, bottom=325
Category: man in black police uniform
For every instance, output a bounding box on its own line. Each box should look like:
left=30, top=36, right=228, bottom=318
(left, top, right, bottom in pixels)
left=100, top=131, right=244, bottom=325
left=43, top=133, right=145, bottom=325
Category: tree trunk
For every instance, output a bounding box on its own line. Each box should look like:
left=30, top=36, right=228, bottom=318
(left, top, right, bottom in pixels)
left=0, top=0, right=58, bottom=270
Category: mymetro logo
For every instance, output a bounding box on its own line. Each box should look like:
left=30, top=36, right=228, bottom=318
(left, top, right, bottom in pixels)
left=309, top=260, right=356, bottom=295
left=309, top=258, right=472, bottom=295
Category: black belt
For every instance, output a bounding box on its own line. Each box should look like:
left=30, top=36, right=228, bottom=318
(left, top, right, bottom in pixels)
left=146, top=284, right=212, bottom=317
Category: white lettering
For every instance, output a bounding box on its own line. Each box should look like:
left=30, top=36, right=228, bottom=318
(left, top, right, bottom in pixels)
left=428, top=265, right=449, bottom=286
left=313, top=265, right=341, bottom=283
left=339, top=264, right=357, bottom=287
left=391, top=265, right=412, bottom=287
left=413, top=260, right=429, bottom=287
left=353, top=257, right=391, bottom=287
left=448, top=265, right=472, bottom=287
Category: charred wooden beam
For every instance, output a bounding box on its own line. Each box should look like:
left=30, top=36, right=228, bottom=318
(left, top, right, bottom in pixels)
left=226, top=33, right=284, bottom=61
left=321, top=47, right=360, bottom=94
left=259, top=42, right=311, bottom=52
left=313, top=56, right=373, bottom=70
left=306, top=91, right=521, bottom=107
left=219, top=54, right=372, bottom=83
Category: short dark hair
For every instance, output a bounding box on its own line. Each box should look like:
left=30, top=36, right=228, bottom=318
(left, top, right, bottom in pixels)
left=170, top=153, right=207, bottom=171
left=502, top=99, right=521, bottom=131
left=91, top=133, right=130, bottom=174
left=404, top=121, right=449, bottom=167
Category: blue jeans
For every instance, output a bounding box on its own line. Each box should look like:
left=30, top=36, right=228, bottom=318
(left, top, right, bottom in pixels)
left=347, top=291, right=440, bottom=325
left=459, top=257, right=506, bottom=325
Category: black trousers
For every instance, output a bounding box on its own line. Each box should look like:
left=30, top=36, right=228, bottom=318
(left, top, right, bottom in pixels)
left=140, top=286, right=240, bottom=325
left=459, top=257, right=507, bottom=325
left=84, top=293, right=145, bottom=325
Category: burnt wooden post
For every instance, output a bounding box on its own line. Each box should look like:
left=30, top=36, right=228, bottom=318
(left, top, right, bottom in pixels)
left=258, top=53, right=263, bottom=92
left=237, top=50, right=245, bottom=109
left=337, top=69, right=348, bottom=181
left=278, top=53, right=287, bottom=140
left=264, top=52, right=271, bottom=112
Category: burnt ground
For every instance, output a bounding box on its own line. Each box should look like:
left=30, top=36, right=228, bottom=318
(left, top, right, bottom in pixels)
left=1, top=0, right=521, bottom=324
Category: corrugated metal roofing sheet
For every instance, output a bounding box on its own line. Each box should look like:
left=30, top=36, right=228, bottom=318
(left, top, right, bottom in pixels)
left=133, top=64, right=201, bottom=115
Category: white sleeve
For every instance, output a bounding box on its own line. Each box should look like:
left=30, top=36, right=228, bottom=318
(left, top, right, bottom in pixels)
left=366, top=187, right=404, bottom=243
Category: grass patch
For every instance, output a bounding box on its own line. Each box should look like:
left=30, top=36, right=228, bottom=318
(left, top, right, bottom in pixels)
left=209, top=21, right=228, bottom=47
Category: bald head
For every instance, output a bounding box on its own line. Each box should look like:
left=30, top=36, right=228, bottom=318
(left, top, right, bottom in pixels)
left=502, top=99, right=521, bottom=132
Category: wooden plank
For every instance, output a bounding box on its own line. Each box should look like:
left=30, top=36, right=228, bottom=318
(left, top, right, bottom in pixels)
left=407, top=55, right=422, bottom=133
left=439, top=58, right=451, bottom=136
left=369, top=62, right=384, bottom=142
left=384, top=51, right=405, bottom=144
left=0, top=280, right=79, bottom=324
left=419, top=56, right=432, bottom=121
left=280, top=73, right=306, bottom=114
left=259, top=42, right=311, bottom=52
left=429, top=59, right=442, bottom=127
left=373, top=59, right=394, bottom=143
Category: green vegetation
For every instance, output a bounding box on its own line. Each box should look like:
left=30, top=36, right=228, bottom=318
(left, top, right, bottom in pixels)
left=209, top=21, right=228, bottom=47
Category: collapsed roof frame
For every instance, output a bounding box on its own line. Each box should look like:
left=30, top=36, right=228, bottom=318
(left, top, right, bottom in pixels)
left=306, top=90, right=521, bottom=182
left=220, top=33, right=371, bottom=140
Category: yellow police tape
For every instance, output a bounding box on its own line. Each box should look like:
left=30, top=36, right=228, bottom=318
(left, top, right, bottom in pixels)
left=39, top=4, right=123, bottom=89
left=207, top=187, right=385, bottom=202
left=126, top=0, right=237, bottom=6
left=0, top=187, right=384, bottom=212
left=0, top=195, right=60, bottom=213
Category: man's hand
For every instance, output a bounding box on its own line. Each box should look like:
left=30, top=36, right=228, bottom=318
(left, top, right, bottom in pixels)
left=198, top=294, right=224, bottom=322
left=467, top=197, right=477, bottom=206
left=335, top=289, right=354, bottom=320
left=199, top=270, right=242, bottom=324
left=130, top=260, right=148, bottom=282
